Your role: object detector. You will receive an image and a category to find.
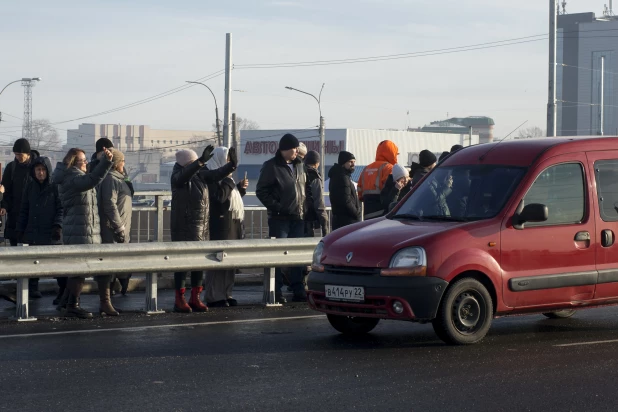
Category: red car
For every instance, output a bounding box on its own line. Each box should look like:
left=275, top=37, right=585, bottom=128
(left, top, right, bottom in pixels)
left=308, top=137, right=618, bottom=344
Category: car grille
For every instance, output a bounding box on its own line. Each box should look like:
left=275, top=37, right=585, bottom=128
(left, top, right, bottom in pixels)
left=324, top=265, right=380, bottom=276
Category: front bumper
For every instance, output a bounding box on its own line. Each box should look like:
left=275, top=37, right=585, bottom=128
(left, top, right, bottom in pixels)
left=307, top=271, right=448, bottom=321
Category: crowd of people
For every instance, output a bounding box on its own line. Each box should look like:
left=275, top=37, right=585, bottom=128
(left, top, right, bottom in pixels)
left=0, top=132, right=462, bottom=313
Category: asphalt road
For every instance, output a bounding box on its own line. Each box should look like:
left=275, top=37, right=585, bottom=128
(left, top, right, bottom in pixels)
left=3, top=304, right=618, bottom=412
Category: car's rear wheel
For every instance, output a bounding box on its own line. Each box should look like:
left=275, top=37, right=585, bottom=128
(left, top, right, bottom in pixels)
left=542, top=309, right=576, bottom=319
left=432, top=278, right=493, bottom=345
left=327, top=314, right=380, bottom=336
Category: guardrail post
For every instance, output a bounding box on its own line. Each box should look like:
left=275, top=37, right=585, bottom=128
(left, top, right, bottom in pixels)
left=262, top=267, right=281, bottom=307
left=11, top=278, right=36, bottom=322
left=144, top=194, right=165, bottom=315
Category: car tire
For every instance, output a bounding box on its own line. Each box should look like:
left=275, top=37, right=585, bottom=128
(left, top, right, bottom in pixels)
left=542, top=309, right=576, bottom=319
left=327, top=314, right=380, bottom=336
left=432, top=278, right=493, bottom=345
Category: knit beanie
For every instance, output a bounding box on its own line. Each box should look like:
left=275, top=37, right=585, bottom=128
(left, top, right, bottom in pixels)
left=96, top=138, right=114, bottom=153
left=392, top=164, right=409, bottom=182
left=176, top=149, right=198, bottom=167
left=304, top=150, right=320, bottom=166
left=110, top=149, right=125, bottom=168
left=439, top=151, right=450, bottom=162
left=419, top=150, right=437, bottom=168
left=338, top=151, right=355, bottom=165
left=12, top=138, right=31, bottom=154
left=279, top=133, right=300, bottom=151
left=297, top=142, right=307, bottom=157
left=450, top=144, right=463, bottom=153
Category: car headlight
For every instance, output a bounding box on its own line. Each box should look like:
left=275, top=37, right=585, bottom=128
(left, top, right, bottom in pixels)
left=381, top=247, right=427, bottom=276
left=311, top=242, right=325, bottom=272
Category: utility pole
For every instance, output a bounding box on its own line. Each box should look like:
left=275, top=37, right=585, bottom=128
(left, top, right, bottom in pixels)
left=547, top=0, right=558, bottom=137
left=223, top=33, right=233, bottom=148
left=601, top=56, right=605, bottom=136
left=468, top=126, right=473, bottom=146
left=22, top=79, right=35, bottom=139
left=319, top=116, right=325, bottom=179
left=231, top=113, right=238, bottom=150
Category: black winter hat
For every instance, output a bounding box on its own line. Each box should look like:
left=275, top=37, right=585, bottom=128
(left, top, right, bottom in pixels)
left=450, top=144, right=464, bottom=153
left=439, top=151, right=450, bottom=162
left=12, top=138, right=31, bottom=154
left=279, top=133, right=299, bottom=151
left=95, top=137, right=114, bottom=153
left=304, top=150, right=321, bottom=166
left=419, top=150, right=437, bottom=168
left=338, top=151, right=355, bottom=165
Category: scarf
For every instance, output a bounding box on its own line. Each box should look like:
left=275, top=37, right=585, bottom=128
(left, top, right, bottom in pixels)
left=206, top=147, right=244, bottom=221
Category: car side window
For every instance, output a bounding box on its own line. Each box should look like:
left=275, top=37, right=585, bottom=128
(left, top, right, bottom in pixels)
left=523, top=163, right=585, bottom=226
left=594, top=160, right=618, bottom=222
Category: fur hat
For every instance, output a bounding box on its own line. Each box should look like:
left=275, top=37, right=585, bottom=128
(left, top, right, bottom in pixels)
left=176, top=149, right=198, bottom=167
left=297, top=142, right=307, bottom=157
left=110, top=149, right=125, bottom=168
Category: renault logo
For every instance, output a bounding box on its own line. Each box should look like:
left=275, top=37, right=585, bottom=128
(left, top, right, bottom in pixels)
left=346, top=252, right=353, bottom=263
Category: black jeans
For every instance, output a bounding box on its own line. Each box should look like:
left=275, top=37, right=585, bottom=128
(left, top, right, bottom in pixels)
left=268, top=218, right=305, bottom=295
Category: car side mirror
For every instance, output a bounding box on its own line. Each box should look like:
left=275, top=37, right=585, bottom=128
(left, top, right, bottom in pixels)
left=513, top=202, right=548, bottom=230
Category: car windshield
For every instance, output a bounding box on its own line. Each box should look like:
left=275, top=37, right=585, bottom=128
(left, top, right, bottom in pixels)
left=392, top=165, right=526, bottom=221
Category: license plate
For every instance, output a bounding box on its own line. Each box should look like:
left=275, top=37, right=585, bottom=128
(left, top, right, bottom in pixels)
left=325, top=285, right=365, bottom=302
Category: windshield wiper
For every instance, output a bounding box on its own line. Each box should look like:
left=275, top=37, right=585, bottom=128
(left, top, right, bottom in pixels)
left=391, top=213, right=423, bottom=220
left=422, top=215, right=468, bottom=222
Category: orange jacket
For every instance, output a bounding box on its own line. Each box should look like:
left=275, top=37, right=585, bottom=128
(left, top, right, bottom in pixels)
left=358, top=140, right=399, bottom=200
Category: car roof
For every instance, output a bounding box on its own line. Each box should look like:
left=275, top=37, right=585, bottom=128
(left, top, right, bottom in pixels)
left=442, top=136, right=618, bottom=167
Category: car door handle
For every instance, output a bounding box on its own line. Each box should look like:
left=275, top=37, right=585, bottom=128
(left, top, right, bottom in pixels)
left=602, top=229, right=615, bottom=247
left=574, top=231, right=590, bottom=241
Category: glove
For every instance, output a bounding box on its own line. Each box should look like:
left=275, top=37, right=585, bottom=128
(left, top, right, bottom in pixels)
left=228, top=147, right=238, bottom=168
left=51, top=226, right=62, bottom=242
left=199, top=145, right=215, bottom=164
left=113, top=230, right=126, bottom=244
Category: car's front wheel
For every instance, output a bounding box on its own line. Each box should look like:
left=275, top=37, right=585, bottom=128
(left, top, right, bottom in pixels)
left=432, top=278, right=494, bottom=345
left=327, top=314, right=380, bottom=336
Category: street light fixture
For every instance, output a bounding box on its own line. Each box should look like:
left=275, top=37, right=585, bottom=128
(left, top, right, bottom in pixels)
left=284, top=83, right=326, bottom=181
left=186, top=80, right=222, bottom=146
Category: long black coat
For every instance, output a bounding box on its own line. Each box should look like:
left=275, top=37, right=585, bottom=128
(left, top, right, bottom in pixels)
left=206, top=173, right=246, bottom=241
left=380, top=174, right=412, bottom=214
left=328, top=163, right=362, bottom=230
left=0, top=152, right=38, bottom=239
left=52, top=157, right=113, bottom=245
left=170, top=160, right=235, bottom=242
left=16, top=157, right=63, bottom=245
left=255, top=151, right=305, bottom=219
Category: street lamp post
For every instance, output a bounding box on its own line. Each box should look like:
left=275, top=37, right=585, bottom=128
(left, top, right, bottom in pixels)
left=186, top=81, right=222, bottom=146
left=285, top=84, right=326, bottom=181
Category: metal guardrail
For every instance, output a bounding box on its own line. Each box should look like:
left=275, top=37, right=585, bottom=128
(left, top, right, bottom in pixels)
left=0, top=238, right=320, bottom=321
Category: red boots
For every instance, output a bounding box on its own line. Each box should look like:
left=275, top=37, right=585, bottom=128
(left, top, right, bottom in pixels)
left=174, top=287, right=208, bottom=313
left=174, top=288, right=192, bottom=313
left=189, top=286, right=208, bottom=312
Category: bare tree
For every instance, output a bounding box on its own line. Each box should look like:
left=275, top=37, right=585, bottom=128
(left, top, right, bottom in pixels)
left=28, top=119, right=62, bottom=155
left=188, top=134, right=218, bottom=153
left=516, top=126, right=545, bottom=139
left=212, top=116, right=260, bottom=133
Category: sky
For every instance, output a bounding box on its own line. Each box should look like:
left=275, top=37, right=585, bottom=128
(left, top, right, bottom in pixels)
left=0, top=0, right=605, bottom=143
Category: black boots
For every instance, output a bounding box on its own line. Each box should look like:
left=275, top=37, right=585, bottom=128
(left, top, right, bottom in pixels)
left=64, top=278, right=92, bottom=319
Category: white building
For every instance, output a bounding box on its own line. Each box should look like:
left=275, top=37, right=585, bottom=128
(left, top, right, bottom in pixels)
left=238, top=128, right=479, bottom=183
left=67, top=123, right=217, bottom=183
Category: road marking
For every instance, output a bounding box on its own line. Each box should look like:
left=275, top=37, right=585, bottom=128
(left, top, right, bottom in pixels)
left=0, top=314, right=325, bottom=339
left=554, top=338, right=618, bottom=347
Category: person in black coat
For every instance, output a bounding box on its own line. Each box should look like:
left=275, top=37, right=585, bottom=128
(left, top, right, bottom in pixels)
left=256, top=133, right=307, bottom=303
left=0, top=138, right=41, bottom=300
left=328, top=151, right=361, bottom=230
left=170, top=146, right=237, bottom=313
left=381, top=163, right=412, bottom=214
left=410, top=150, right=437, bottom=187
left=304, top=151, right=329, bottom=237
left=203, top=147, right=248, bottom=307
left=16, top=157, right=66, bottom=305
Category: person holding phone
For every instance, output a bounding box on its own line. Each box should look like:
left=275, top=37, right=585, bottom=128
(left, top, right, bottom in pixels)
left=203, top=146, right=247, bottom=307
